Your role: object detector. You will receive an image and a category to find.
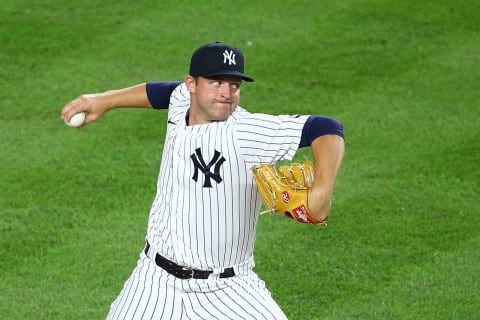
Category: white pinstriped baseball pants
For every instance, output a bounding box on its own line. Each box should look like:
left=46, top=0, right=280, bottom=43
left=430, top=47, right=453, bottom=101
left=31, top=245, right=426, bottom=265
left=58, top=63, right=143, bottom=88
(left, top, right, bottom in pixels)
left=106, top=252, right=288, bottom=320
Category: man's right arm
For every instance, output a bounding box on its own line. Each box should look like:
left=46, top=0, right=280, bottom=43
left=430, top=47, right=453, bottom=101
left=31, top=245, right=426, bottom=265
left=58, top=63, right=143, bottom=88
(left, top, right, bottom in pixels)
left=61, top=81, right=181, bottom=127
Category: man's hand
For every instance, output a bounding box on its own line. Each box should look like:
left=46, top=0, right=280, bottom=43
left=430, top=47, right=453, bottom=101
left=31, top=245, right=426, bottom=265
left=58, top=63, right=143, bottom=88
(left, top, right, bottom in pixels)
left=61, top=94, right=108, bottom=128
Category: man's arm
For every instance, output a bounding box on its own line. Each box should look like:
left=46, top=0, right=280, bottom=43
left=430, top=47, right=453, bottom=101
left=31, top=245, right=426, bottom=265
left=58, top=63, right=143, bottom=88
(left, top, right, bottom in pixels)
left=61, top=83, right=151, bottom=127
left=308, top=134, right=345, bottom=222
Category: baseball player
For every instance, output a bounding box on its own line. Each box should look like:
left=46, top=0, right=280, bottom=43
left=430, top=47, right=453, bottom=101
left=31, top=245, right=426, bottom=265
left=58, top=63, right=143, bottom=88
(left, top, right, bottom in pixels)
left=61, top=42, right=345, bottom=319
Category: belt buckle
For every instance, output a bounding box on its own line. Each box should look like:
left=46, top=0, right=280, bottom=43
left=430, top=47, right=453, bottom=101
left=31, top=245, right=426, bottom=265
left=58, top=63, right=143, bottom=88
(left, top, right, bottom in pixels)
left=182, top=266, right=194, bottom=279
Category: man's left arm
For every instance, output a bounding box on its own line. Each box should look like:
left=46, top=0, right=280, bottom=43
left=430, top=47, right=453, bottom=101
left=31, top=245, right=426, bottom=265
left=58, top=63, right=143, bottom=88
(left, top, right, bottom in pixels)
left=308, top=134, right=345, bottom=222
left=298, top=115, right=345, bottom=222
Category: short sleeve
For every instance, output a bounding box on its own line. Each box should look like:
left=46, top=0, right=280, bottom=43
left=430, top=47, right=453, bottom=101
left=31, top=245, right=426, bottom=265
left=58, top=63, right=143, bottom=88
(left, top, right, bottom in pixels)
left=146, top=81, right=182, bottom=109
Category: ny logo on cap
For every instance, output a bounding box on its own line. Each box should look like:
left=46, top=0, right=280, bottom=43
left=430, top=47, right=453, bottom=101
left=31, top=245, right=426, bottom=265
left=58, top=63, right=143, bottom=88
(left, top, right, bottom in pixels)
left=223, top=49, right=236, bottom=66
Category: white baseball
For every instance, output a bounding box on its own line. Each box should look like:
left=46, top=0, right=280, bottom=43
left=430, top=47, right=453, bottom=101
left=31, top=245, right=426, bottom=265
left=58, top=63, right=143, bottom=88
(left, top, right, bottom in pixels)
left=65, top=112, right=86, bottom=128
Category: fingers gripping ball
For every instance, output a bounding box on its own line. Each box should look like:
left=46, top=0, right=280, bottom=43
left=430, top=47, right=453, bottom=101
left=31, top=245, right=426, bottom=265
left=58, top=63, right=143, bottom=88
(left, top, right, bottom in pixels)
left=252, top=161, right=327, bottom=225
left=64, top=112, right=86, bottom=128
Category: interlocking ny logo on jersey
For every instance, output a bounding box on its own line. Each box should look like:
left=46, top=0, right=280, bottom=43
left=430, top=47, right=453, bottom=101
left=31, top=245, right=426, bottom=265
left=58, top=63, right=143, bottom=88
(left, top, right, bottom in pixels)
left=223, top=50, right=236, bottom=65
left=190, top=148, right=226, bottom=188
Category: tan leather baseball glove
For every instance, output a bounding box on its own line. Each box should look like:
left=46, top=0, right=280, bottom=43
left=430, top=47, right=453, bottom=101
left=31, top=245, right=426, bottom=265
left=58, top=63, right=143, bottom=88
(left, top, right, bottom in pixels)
left=252, top=161, right=327, bottom=225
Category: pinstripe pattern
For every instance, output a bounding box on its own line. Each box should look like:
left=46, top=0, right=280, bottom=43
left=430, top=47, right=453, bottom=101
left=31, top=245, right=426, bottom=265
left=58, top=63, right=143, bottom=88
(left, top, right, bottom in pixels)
left=107, top=83, right=307, bottom=319
left=107, top=253, right=287, bottom=320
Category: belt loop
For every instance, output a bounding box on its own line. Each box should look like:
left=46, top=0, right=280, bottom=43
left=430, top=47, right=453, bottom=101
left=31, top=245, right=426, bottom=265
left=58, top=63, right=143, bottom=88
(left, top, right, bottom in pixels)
left=144, top=242, right=155, bottom=262
left=208, top=267, right=222, bottom=280
left=144, top=242, right=150, bottom=255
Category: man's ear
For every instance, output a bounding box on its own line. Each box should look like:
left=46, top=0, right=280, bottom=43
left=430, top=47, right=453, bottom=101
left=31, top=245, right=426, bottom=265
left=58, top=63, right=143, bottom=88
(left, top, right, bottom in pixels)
left=185, top=75, right=197, bottom=93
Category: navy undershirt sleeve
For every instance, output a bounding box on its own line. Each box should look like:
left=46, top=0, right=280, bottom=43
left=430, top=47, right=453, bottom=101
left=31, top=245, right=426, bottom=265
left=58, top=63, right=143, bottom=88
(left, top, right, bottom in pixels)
left=146, top=81, right=182, bottom=109
left=299, top=115, right=345, bottom=148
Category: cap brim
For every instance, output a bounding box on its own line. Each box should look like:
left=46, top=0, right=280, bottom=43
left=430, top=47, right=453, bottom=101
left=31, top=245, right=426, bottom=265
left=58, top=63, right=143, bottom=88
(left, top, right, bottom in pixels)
left=201, top=71, right=254, bottom=82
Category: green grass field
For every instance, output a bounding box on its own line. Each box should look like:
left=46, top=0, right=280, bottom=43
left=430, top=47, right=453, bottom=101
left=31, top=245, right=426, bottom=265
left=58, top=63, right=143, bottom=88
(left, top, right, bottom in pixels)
left=1, top=1, right=479, bottom=319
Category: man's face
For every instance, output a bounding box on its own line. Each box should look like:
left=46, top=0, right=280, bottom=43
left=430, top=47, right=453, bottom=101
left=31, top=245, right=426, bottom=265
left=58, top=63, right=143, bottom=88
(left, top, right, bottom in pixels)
left=186, top=75, right=242, bottom=125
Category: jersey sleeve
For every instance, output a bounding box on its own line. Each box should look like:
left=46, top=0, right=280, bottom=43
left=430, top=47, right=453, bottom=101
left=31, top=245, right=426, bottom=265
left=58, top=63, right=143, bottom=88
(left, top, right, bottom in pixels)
left=299, top=115, right=345, bottom=147
left=146, top=81, right=182, bottom=109
left=235, top=113, right=309, bottom=164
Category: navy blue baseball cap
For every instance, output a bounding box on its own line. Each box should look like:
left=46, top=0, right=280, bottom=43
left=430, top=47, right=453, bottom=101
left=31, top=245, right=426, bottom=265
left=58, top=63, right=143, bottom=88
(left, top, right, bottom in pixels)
left=189, top=42, right=254, bottom=82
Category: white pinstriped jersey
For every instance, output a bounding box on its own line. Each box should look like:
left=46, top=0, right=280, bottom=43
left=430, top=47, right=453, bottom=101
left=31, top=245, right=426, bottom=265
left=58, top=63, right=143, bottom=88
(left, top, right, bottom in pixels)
left=145, top=83, right=309, bottom=270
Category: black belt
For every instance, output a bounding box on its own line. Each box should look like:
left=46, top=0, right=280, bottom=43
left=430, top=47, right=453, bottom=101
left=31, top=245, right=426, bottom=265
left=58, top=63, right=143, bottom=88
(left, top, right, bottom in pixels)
left=144, top=242, right=235, bottom=280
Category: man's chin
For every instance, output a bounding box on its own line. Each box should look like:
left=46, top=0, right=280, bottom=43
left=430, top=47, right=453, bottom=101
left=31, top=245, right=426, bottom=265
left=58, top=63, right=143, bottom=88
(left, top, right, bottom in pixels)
left=211, top=115, right=229, bottom=122
left=213, top=106, right=235, bottom=120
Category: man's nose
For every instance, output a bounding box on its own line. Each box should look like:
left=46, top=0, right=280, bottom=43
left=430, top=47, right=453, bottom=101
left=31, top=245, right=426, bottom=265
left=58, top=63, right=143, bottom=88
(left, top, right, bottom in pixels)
left=219, top=84, right=232, bottom=98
